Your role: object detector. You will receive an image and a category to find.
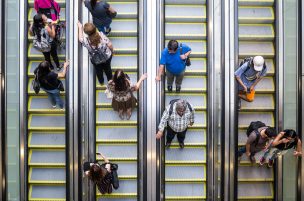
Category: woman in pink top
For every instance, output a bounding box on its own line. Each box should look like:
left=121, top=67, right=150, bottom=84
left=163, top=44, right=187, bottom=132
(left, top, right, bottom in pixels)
left=34, top=0, right=61, bottom=21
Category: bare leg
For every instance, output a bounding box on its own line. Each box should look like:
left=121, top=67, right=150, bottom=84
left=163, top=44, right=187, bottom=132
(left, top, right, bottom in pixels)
left=126, top=108, right=132, bottom=120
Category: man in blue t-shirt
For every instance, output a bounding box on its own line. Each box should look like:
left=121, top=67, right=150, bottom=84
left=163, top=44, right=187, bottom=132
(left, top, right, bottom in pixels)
left=156, top=40, right=192, bottom=92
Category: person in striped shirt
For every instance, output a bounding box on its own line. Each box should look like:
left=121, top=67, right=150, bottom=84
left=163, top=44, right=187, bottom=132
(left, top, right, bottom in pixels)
left=156, top=99, right=195, bottom=149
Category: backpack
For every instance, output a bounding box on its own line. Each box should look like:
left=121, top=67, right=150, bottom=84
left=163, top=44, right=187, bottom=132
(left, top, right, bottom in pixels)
left=246, top=121, right=266, bottom=147
left=33, top=28, right=51, bottom=52
left=55, top=22, right=65, bottom=49
left=87, top=38, right=109, bottom=65
left=169, top=99, right=193, bottom=116
left=110, top=163, right=119, bottom=189
left=32, top=69, right=40, bottom=94
left=239, top=57, right=266, bottom=73
left=180, top=43, right=191, bottom=66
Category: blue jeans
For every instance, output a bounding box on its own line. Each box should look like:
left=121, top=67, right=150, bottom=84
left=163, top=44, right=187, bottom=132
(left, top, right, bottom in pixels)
left=43, top=88, right=64, bottom=109
left=237, top=146, right=256, bottom=157
left=97, top=25, right=111, bottom=35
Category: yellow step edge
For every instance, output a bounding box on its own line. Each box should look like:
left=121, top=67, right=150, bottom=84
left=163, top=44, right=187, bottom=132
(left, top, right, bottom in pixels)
left=165, top=179, right=206, bottom=182
left=238, top=178, right=274, bottom=182
left=165, top=196, right=206, bottom=200
left=96, top=139, right=137, bottom=143
left=96, top=193, right=137, bottom=198
left=28, top=163, right=65, bottom=167
left=97, top=121, right=137, bottom=126
left=166, top=161, right=206, bottom=165
left=117, top=175, right=137, bottom=180
left=97, top=158, right=137, bottom=162
left=169, top=143, right=206, bottom=147
left=29, top=180, right=65, bottom=184
left=29, top=145, right=65, bottom=149
left=96, top=125, right=137, bottom=129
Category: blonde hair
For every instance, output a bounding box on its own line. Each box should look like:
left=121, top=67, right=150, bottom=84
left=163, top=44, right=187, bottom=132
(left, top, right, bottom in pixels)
left=83, top=23, right=101, bottom=47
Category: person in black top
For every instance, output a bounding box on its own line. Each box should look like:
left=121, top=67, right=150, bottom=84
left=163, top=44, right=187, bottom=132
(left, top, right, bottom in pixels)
left=34, top=60, right=69, bottom=109
left=84, top=153, right=113, bottom=194
left=259, top=129, right=302, bottom=167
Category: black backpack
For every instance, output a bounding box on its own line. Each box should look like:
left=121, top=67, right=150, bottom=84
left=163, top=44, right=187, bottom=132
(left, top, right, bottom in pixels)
left=87, top=38, right=109, bottom=65
left=169, top=99, right=193, bottom=116
left=180, top=43, right=191, bottom=66
left=246, top=121, right=266, bottom=146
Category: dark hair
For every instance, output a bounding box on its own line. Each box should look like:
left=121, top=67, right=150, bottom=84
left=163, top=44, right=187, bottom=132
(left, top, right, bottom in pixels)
left=265, top=127, right=276, bottom=138
left=283, top=129, right=298, bottom=139
left=32, top=14, right=45, bottom=42
left=90, top=0, right=97, bottom=9
left=37, top=61, right=51, bottom=81
left=167, top=40, right=178, bottom=51
left=88, top=164, right=108, bottom=183
left=113, top=70, right=130, bottom=91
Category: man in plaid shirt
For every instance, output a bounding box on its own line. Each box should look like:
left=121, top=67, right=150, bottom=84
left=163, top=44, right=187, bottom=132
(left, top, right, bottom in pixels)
left=156, top=99, right=195, bottom=149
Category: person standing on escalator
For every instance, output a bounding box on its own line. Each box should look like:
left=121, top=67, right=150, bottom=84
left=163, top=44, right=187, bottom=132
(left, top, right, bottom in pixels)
left=235, top=56, right=267, bottom=108
left=156, top=40, right=192, bottom=93
left=34, top=0, right=61, bottom=21
left=83, top=0, right=117, bottom=36
left=156, top=99, right=195, bottom=149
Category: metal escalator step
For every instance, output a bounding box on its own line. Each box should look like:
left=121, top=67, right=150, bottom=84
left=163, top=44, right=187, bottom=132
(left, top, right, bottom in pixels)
left=97, top=198, right=137, bottom=201
left=97, top=108, right=137, bottom=125
left=28, top=96, right=65, bottom=113
left=254, top=77, right=275, bottom=93
left=28, top=0, right=66, bottom=7
left=165, top=40, right=206, bottom=57
left=238, top=112, right=274, bottom=128
left=238, top=0, right=274, bottom=6
left=29, top=149, right=65, bottom=166
left=110, top=2, right=137, bottom=19
left=165, top=75, right=206, bottom=92
left=111, top=19, right=137, bottom=37
left=238, top=182, right=273, bottom=199
left=238, top=165, right=273, bottom=181
left=166, top=147, right=206, bottom=163
left=165, top=5, right=206, bottom=22
left=238, top=59, right=275, bottom=75
left=97, top=144, right=137, bottom=159
left=28, top=114, right=65, bottom=131
left=28, top=43, right=65, bottom=60
left=165, top=23, right=207, bottom=40
left=29, top=131, right=65, bottom=148
left=28, top=8, right=66, bottom=21
left=28, top=78, right=66, bottom=95
left=97, top=126, right=137, bottom=141
left=97, top=180, right=137, bottom=197
left=29, top=184, right=65, bottom=200
left=165, top=0, right=206, bottom=5
left=239, top=24, right=274, bottom=41
left=239, top=94, right=274, bottom=112
left=111, top=54, right=137, bottom=70
left=111, top=37, right=137, bottom=54
left=29, top=167, right=65, bottom=183
left=165, top=183, right=206, bottom=199
left=238, top=6, right=274, bottom=23
left=184, top=58, right=206, bottom=75
left=239, top=41, right=274, bottom=58
left=166, top=165, right=206, bottom=181
left=165, top=93, right=207, bottom=111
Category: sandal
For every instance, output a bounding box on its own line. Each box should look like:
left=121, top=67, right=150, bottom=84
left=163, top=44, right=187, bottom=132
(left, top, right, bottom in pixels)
left=118, top=110, right=124, bottom=120
left=126, top=109, right=132, bottom=120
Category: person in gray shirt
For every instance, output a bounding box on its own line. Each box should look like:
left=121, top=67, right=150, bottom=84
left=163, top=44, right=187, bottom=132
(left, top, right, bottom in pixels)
left=83, top=0, right=117, bottom=35
left=237, top=126, right=276, bottom=163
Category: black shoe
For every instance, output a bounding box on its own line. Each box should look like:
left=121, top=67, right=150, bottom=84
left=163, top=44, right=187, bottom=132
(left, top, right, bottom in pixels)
left=237, top=99, right=241, bottom=111
left=176, top=86, right=181, bottom=93
left=249, top=155, right=256, bottom=164
left=165, top=142, right=171, bottom=149
left=167, top=86, right=172, bottom=92
left=179, top=142, right=184, bottom=149
left=105, top=27, right=111, bottom=36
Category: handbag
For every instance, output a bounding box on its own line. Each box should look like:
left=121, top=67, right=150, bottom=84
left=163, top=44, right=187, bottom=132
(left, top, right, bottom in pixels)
left=110, top=163, right=119, bottom=189
left=105, top=87, right=113, bottom=99
left=32, top=69, right=41, bottom=94
left=180, top=43, right=191, bottom=66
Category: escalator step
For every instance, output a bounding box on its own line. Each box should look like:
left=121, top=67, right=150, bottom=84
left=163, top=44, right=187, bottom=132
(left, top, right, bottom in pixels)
left=165, top=5, right=206, bottom=22
left=111, top=54, right=137, bottom=71
left=165, top=75, right=206, bottom=90
left=28, top=114, right=65, bottom=130
left=28, top=43, right=65, bottom=60
left=28, top=96, right=65, bottom=113
left=238, top=112, right=274, bottom=128
left=29, top=149, right=65, bottom=166
left=166, top=147, right=206, bottom=163
left=28, top=78, right=66, bottom=95
left=111, top=37, right=137, bottom=54
left=239, top=94, right=275, bottom=111
left=165, top=92, right=207, bottom=110
left=165, top=183, right=206, bottom=198
left=238, top=182, right=273, bottom=199
left=97, top=108, right=137, bottom=123
left=96, top=180, right=137, bottom=197
left=165, top=39, right=206, bottom=57
left=110, top=2, right=138, bottom=19
left=29, top=184, right=65, bottom=200
left=29, top=131, right=65, bottom=148
left=28, top=8, right=66, bottom=21
left=166, top=165, right=206, bottom=180
left=97, top=144, right=137, bottom=160
left=238, top=0, right=274, bottom=6
left=29, top=167, right=66, bottom=183
left=111, top=19, right=137, bottom=37
left=165, top=0, right=206, bottom=5
left=239, top=41, right=274, bottom=58
left=165, top=22, right=207, bottom=40
left=97, top=126, right=137, bottom=141
left=253, top=77, right=275, bottom=92
left=238, top=165, right=273, bottom=181
left=239, top=24, right=274, bottom=41
left=239, top=6, right=274, bottom=23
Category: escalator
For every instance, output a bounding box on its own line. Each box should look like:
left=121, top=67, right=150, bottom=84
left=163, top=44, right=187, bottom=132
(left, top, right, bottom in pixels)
left=237, top=0, right=275, bottom=200
left=94, top=0, right=139, bottom=200
left=27, top=0, right=66, bottom=200
left=163, top=0, right=207, bottom=200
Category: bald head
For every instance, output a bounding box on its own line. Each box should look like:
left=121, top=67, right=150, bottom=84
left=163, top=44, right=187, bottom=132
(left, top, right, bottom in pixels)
left=176, top=99, right=187, bottom=112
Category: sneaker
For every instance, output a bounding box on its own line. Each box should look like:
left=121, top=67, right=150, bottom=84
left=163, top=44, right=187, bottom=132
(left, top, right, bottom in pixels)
left=268, top=159, right=274, bottom=168
left=237, top=99, right=241, bottom=111
left=259, top=157, right=266, bottom=166
left=165, top=142, right=171, bottom=149
left=249, top=155, right=256, bottom=163
left=176, top=86, right=181, bottom=93
left=167, top=86, right=172, bottom=92
left=179, top=142, right=184, bottom=149
left=52, top=105, right=57, bottom=109
left=105, top=27, right=112, bottom=36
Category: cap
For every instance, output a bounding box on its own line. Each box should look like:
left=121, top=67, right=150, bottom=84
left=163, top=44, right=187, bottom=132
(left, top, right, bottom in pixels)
left=253, top=56, right=264, bottom=71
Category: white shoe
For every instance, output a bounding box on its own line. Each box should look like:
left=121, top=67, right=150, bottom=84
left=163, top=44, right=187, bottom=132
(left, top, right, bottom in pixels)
left=52, top=105, right=57, bottom=109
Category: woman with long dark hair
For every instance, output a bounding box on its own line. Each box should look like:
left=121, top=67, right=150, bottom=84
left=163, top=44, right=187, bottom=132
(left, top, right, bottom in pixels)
left=34, top=60, right=69, bottom=109
left=78, top=22, right=113, bottom=85
left=107, top=70, right=147, bottom=120
left=83, top=0, right=116, bottom=35
left=30, top=14, right=61, bottom=70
